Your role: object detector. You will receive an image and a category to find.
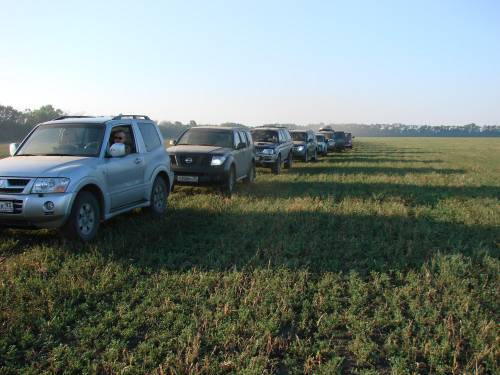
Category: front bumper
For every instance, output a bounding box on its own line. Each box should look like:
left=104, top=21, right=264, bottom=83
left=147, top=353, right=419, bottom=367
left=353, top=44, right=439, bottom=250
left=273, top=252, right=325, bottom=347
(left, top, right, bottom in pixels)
left=255, top=153, right=278, bottom=166
left=292, top=147, right=306, bottom=157
left=0, top=192, right=75, bottom=229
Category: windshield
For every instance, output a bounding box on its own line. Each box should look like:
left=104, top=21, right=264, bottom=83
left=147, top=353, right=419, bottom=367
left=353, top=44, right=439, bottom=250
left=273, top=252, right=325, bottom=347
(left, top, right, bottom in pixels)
left=316, top=135, right=325, bottom=142
left=334, top=132, right=345, bottom=140
left=177, top=128, right=233, bottom=148
left=16, top=123, right=105, bottom=157
left=251, top=130, right=279, bottom=143
left=291, top=132, right=307, bottom=142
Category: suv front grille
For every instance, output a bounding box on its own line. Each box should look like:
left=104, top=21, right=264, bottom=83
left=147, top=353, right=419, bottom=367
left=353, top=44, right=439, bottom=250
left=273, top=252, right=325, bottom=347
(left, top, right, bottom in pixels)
left=0, top=178, right=31, bottom=194
left=0, top=199, right=23, bottom=214
left=176, top=154, right=210, bottom=167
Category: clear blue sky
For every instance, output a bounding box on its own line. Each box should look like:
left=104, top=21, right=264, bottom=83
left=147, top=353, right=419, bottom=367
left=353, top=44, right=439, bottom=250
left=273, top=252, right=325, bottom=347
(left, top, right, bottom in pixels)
left=1, top=0, right=499, bottom=125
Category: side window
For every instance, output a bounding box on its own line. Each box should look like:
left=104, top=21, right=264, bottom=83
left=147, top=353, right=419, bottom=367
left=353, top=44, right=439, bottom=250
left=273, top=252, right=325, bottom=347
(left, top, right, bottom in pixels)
left=238, top=130, right=248, bottom=147
left=244, top=131, right=252, bottom=145
left=138, top=122, right=162, bottom=152
left=233, top=131, right=241, bottom=148
left=277, top=130, right=283, bottom=143
left=284, top=130, right=290, bottom=142
left=110, top=124, right=137, bottom=154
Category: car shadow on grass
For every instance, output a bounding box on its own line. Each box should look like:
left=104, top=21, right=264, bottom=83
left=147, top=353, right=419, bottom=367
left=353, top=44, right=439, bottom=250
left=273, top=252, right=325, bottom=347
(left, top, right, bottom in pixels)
left=239, top=180, right=500, bottom=205
left=1, top=201, right=497, bottom=276
left=289, top=166, right=466, bottom=176
left=91, top=207, right=497, bottom=275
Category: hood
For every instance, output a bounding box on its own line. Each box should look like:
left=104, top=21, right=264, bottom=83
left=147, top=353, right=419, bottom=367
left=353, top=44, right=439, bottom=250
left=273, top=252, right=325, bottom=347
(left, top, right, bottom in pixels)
left=0, top=156, right=95, bottom=177
left=168, top=145, right=233, bottom=154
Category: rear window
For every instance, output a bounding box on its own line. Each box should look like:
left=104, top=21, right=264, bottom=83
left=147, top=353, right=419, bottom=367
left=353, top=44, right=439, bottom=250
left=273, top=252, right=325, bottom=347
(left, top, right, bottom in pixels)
left=138, top=122, right=162, bottom=152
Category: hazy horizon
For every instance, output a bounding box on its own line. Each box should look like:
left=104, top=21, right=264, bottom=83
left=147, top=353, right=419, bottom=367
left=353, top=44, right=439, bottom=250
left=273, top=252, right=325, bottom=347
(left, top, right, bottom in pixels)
left=1, top=0, right=499, bottom=126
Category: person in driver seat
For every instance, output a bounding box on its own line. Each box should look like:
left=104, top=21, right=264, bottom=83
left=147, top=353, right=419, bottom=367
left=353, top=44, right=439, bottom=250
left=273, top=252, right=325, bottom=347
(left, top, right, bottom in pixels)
left=111, top=130, right=131, bottom=154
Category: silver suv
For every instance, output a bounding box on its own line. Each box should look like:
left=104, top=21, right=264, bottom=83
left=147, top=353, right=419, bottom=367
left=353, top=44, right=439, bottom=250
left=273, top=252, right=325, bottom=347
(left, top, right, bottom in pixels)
left=0, top=115, right=173, bottom=241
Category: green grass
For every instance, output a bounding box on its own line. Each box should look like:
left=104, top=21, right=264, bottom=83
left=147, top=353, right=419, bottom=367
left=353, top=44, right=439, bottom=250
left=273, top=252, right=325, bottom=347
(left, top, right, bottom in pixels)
left=1, top=138, right=499, bottom=374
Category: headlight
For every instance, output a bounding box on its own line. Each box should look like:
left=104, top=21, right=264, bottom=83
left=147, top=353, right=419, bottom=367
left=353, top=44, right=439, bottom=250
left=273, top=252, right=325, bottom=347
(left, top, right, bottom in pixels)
left=297, top=145, right=305, bottom=151
left=261, top=148, right=274, bottom=155
left=31, top=178, right=70, bottom=193
left=210, top=156, right=227, bottom=166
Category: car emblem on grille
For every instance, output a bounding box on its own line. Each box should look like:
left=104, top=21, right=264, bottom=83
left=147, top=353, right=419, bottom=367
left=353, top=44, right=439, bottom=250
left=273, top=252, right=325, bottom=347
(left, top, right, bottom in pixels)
left=185, top=157, right=193, bottom=164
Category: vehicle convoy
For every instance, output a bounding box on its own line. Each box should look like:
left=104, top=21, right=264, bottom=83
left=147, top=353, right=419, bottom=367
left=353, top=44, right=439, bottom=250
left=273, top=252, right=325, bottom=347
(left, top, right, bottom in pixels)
left=250, top=126, right=293, bottom=174
left=315, top=133, right=328, bottom=156
left=333, top=131, right=347, bottom=151
left=168, top=126, right=255, bottom=195
left=345, top=132, right=354, bottom=149
left=318, top=126, right=336, bottom=151
left=0, top=115, right=173, bottom=241
left=290, top=129, right=318, bottom=162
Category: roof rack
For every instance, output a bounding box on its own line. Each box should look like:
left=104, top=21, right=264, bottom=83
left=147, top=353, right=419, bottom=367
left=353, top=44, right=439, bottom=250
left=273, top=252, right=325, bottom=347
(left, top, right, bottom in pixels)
left=52, top=115, right=94, bottom=121
left=255, top=125, right=288, bottom=129
left=112, top=114, right=151, bottom=120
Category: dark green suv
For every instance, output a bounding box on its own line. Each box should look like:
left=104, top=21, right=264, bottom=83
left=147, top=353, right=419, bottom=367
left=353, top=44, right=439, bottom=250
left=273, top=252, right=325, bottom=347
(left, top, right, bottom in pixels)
left=251, top=126, right=294, bottom=174
left=168, top=127, right=255, bottom=195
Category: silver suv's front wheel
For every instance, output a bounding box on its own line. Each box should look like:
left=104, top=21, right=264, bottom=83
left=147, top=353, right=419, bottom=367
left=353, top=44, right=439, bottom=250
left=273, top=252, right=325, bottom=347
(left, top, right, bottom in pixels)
left=61, top=191, right=100, bottom=242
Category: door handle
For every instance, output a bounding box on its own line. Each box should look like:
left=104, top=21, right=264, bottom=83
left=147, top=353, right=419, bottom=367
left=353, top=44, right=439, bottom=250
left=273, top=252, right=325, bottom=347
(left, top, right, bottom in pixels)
left=134, top=157, right=143, bottom=164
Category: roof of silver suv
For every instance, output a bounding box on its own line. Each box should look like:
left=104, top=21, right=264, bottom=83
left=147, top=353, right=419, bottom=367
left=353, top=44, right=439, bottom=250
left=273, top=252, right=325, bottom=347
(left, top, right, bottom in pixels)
left=43, top=115, right=153, bottom=125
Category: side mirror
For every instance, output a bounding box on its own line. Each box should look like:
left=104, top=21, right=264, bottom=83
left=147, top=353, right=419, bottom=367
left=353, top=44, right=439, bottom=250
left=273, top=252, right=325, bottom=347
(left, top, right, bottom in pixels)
left=9, top=143, right=19, bottom=156
left=109, top=143, right=126, bottom=157
left=237, top=142, right=246, bottom=150
left=168, top=139, right=176, bottom=146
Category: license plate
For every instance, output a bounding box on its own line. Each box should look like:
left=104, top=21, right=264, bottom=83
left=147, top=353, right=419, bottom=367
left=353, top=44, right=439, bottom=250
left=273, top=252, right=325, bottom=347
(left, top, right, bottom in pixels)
left=0, top=201, right=13, bottom=213
left=177, top=175, right=199, bottom=183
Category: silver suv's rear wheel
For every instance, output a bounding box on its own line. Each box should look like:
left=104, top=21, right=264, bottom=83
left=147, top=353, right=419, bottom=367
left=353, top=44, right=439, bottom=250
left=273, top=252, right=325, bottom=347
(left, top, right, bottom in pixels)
left=147, top=176, right=168, bottom=216
left=61, top=191, right=100, bottom=242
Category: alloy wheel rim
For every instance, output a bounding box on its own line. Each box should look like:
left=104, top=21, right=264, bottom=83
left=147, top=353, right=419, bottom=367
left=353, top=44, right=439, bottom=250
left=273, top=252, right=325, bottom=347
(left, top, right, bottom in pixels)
left=153, top=183, right=165, bottom=210
left=78, top=203, right=95, bottom=235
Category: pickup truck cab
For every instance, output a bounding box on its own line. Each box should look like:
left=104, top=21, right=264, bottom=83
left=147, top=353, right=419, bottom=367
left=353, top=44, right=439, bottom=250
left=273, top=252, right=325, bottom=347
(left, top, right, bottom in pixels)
left=0, top=115, right=173, bottom=241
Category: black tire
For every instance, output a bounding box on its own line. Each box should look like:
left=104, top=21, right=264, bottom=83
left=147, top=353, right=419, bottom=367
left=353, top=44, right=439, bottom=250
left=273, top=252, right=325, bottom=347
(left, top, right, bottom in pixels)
left=303, top=150, right=308, bottom=162
left=243, top=163, right=256, bottom=184
left=272, top=155, right=282, bottom=174
left=147, top=176, right=169, bottom=217
left=61, top=191, right=100, bottom=242
left=284, top=152, right=293, bottom=169
left=222, top=166, right=236, bottom=196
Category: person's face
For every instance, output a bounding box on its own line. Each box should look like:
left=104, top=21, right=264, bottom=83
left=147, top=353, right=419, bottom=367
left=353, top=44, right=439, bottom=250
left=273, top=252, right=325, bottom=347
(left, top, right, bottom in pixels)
left=113, top=132, right=125, bottom=144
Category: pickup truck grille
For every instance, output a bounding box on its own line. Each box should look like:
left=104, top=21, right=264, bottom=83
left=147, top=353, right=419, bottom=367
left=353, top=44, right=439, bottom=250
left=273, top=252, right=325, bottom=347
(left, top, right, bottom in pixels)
left=0, top=199, right=23, bottom=214
left=0, top=178, right=31, bottom=194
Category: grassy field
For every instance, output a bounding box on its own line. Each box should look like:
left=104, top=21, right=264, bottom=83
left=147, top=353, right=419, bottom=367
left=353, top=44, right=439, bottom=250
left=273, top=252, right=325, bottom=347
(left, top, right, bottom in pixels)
left=0, top=138, right=498, bottom=374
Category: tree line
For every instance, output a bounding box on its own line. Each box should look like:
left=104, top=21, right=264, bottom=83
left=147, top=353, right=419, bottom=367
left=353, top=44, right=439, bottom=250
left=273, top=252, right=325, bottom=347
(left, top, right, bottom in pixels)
left=1, top=104, right=498, bottom=143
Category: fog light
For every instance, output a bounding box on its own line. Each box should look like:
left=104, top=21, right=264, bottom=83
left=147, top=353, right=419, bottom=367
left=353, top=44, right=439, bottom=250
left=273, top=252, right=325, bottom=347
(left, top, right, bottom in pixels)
left=44, top=201, right=55, bottom=211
